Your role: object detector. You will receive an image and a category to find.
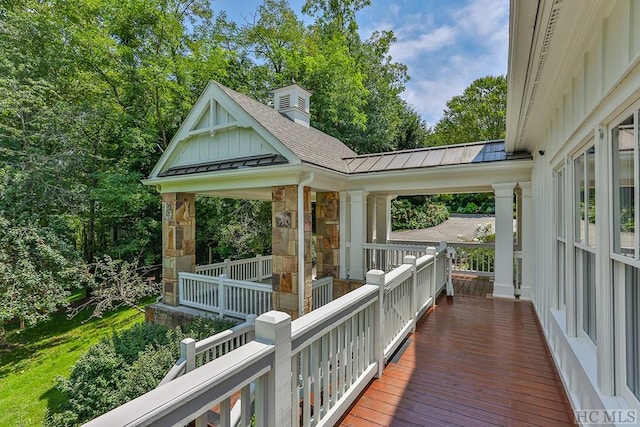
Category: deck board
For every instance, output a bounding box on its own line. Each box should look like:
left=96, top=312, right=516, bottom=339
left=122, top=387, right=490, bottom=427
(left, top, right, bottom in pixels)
left=339, top=291, right=575, bottom=426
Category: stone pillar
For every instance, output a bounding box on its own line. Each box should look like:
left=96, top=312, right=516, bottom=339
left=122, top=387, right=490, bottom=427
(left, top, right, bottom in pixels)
left=271, top=185, right=311, bottom=318
left=348, top=190, right=368, bottom=280
left=492, top=183, right=517, bottom=299
left=316, top=192, right=340, bottom=278
left=162, top=192, right=196, bottom=306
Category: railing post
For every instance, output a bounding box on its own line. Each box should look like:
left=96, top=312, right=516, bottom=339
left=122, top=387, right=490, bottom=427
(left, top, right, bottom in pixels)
left=367, top=269, right=385, bottom=378
left=403, top=255, right=417, bottom=332
left=257, top=254, right=263, bottom=280
left=224, top=258, right=231, bottom=278
left=446, top=246, right=455, bottom=297
left=181, top=338, right=196, bottom=373
left=246, top=314, right=257, bottom=340
left=219, top=274, right=227, bottom=318
left=178, top=273, right=184, bottom=305
left=255, top=311, right=292, bottom=427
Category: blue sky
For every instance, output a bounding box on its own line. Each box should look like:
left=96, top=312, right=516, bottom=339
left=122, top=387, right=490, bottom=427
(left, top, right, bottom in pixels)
left=211, top=0, right=509, bottom=127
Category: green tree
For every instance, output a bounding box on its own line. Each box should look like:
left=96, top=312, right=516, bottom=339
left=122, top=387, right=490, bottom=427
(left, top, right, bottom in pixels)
left=427, top=75, right=507, bottom=146
left=0, top=217, right=87, bottom=341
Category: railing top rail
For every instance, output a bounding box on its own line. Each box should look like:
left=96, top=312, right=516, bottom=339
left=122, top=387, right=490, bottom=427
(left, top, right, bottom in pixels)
left=291, top=284, right=379, bottom=353
left=195, top=255, right=273, bottom=271
left=179, top=272, right=271, bottom=292
left=384, top=264, right=413, bottom=291
left=311, top=276, right=333, bottom=287
left=179, top=272, right=218, bottom=284
left=447, top=242, right=495, bottom=248
left=83, top=341, right=274, bottom=427
left=416, top=253, right=436, bottom=270
left=363, top=242, right=436, bottom=252
left=157, top=359, right=187, bottom=387
left=196, top=321, right=255, bottom=354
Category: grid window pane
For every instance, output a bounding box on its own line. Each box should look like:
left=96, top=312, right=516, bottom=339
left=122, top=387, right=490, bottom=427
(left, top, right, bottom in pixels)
left=557, top=169, right=565, bottom=238
left=575, top=154, right=586, bottom=244
left=586, top=147, right=596, bottom=247
left=583, top=251, right=597, bottom=343
left=558, top=241, right=565, bottom=306
left=613, top=117, right=636, bottom=258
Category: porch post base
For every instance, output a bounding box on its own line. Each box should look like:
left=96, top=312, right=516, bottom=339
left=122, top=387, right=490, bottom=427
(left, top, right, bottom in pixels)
left=492, top=283, right=516, bottom=299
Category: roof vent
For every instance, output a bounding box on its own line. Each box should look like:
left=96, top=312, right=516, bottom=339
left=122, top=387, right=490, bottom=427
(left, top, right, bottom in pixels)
left=272, top=83, right=312, bottom=127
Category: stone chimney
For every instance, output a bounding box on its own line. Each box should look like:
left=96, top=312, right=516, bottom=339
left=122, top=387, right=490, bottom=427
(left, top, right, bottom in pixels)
left=272, top=82, right=311, bottom=127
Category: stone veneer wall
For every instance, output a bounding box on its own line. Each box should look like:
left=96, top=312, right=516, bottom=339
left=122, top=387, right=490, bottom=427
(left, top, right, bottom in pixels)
left=162, top=192, right=196, bottom=306
left=316, top=191, right=340, bottom=278
left=271, top=185, right=312, bottom=318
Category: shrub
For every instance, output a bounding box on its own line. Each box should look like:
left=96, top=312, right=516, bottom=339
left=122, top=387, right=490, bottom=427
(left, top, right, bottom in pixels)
left=46, top=317, right=235, bottom=426
left=391, top=198, right=449, bottom=230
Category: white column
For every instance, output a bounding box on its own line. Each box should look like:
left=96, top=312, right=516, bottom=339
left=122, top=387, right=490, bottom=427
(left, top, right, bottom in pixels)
left=492, top=183, right=517, bottom=299
left=376, top=195, right=394, bottom=244
left=349, top=190, right=368, bottom=280
left=339, top=191, right=349, bottom=279
left=519, top=182, right=533, bottom=300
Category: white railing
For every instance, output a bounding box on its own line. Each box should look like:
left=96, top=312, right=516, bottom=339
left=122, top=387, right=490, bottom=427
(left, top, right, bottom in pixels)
left=157, top=316, right=257, bottom=387
left=179, top=272, right=272, bottom=320
left=311, top=276, right=333, bottom=310
left=196, top=254, right=273, bottom=282
left=86, top=252, right=451, bottom=427
left=363, top=242, right=435, bottom=272
left=291, top=286, right=380, bottom=426
left=382, top=264, right=414, bottom=359
left=447, top=242, right=495, bottom=277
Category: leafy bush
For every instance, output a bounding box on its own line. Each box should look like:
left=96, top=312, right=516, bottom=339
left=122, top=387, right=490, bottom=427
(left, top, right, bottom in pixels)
left=46, top=317, right=235, bottom=426
left=391, top=198, right=449, bottom=230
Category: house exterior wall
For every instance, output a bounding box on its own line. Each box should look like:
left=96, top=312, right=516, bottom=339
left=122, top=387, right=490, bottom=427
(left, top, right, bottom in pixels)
left=525, top=0, right=640, bottom=416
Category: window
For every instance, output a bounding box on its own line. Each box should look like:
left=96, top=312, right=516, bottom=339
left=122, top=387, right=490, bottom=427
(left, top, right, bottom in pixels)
left=613, top=115, right=637, bottom=258
left=574, top=143, right=597, bottom=343
left=556, top=168, right=566, bottom=307
left=574, top=147, right=597, bottom=247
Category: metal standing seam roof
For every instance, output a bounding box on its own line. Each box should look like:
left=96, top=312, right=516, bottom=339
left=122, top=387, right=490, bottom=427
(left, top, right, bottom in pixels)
left=343, top=140, right=531, bottom=174
left=214, top=82, right=357, bottom=173
left=158, top=153, right=289, bottom=177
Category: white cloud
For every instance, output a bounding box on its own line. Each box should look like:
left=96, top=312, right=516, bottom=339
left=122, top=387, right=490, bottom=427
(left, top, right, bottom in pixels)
left=390, top=25, right=458, bottom=62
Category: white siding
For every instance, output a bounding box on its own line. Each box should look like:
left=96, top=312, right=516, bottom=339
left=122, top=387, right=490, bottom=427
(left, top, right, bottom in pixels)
left=529, top=0, right=640, bottom=416
left=171, top=129, right=278, bottom=167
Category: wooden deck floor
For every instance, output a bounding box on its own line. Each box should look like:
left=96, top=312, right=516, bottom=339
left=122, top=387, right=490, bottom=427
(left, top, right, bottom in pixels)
left=452, top=274, right=493, bottom=297
left=339, top=293, right=575, bottom=426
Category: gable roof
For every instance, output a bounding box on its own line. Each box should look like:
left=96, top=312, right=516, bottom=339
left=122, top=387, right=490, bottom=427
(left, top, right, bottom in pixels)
left=213, top=82, right=356, bottom=173
left=344, top=140, right=531, bottom=174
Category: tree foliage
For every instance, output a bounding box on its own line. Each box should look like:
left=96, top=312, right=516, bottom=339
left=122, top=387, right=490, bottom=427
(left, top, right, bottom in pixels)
left=427, top=75, right=507, bottom=146
left=0, top=217, right=88, bottom=339
left=46, top=318, right=234, bottom=426
left=0, top=0, right=430, bottom=329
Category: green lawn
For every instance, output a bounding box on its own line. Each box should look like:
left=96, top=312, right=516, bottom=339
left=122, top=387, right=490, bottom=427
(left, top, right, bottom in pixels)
left=0, top=304, right=147, bottom=426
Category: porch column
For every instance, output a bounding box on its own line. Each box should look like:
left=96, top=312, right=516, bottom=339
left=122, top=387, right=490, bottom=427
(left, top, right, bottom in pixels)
left=339, top=191, right=349, bottom=279
left=368, top=195, right=393, bottom=244
left=316, top=191, right=340, bottom=278
left=348, top=190, right=368, bottom=280
left=271, top=185, right=312, bottom=318
left=492, top=183, right=516, bottom=299
left=162, top=192, right=196, bottom=306
left=519, top=182, right=533, bottom=300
